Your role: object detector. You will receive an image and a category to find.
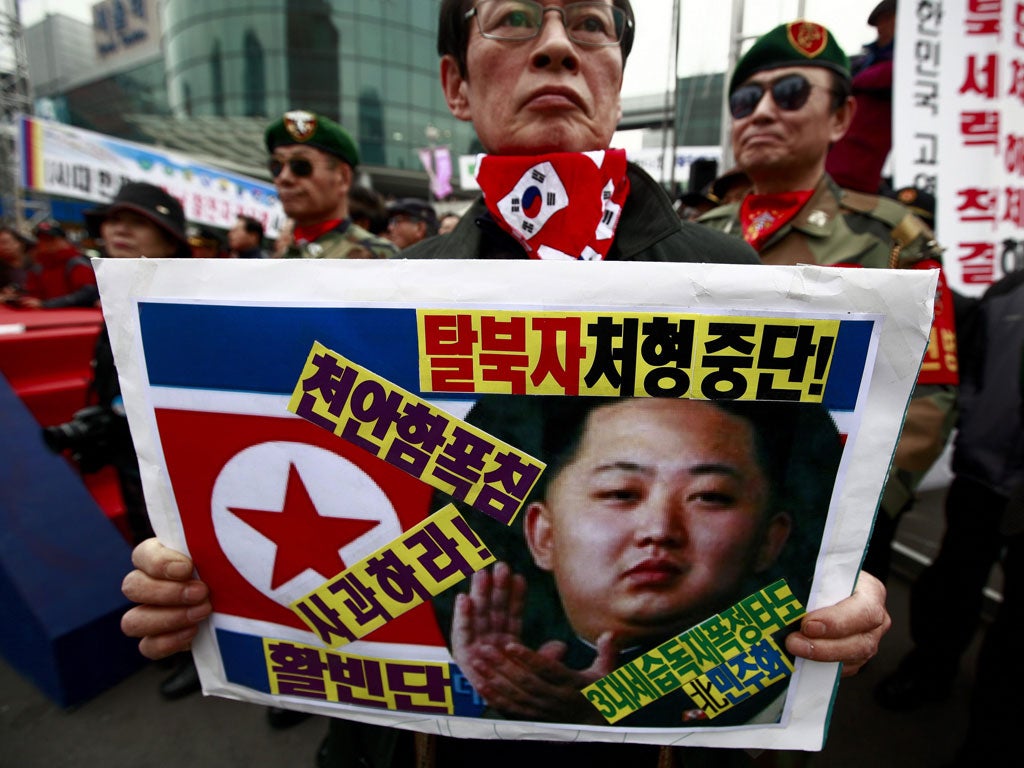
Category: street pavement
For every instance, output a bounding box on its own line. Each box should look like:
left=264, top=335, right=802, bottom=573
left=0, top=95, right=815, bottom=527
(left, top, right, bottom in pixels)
left=1, top=480, right=998, bottom=768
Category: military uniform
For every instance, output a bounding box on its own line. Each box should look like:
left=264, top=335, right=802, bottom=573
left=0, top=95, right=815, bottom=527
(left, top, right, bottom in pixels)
left=711, top=17, right=959, bottom=581
left=700, top=174, right=958, bottom=578
left=699, top=174, right=940, bottom=269
left=283, top=219, right=397, bottom=260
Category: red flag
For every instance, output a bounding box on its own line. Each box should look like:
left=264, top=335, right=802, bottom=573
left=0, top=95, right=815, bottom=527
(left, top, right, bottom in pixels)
left=155, top=408, right=445, bottom=646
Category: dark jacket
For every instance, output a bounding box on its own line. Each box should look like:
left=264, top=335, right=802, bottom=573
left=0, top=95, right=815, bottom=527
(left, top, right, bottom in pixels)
left=953, top=270, right=1024, bottom=498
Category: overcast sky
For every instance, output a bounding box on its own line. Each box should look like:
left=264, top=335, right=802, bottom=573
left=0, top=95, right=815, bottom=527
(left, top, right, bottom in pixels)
left=20, top=0, right=883, bottom=99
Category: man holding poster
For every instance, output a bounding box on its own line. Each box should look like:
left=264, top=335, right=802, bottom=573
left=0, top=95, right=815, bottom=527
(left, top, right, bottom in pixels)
left=121, top=3, right=891, bottom=767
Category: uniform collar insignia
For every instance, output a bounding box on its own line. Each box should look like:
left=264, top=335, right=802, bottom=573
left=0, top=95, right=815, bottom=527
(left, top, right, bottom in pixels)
left=807, top=209, right=830, bottom=227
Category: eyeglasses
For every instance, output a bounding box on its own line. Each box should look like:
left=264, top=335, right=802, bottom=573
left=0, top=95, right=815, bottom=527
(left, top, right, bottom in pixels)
left=268, top=158, right=315, bottom=178
left=728, top=73, right=832, bottom=119
left=465, top=1, right=632, bottom=47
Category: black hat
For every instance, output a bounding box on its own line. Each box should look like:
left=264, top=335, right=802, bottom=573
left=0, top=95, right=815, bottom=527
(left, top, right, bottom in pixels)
left=869, top=0, right=896, bottom=26
left=187, top=226, right=225, bottom=249
left=33, top=218, right=66, bottom=239
left=85, top=182, right=190, bottom=257
left=387, top=198, right=438, bottom=227
left=891, top=186, right=935, bottom=226
left=678, top=158, right=720, bottom=208
left=679, top=167, right=751, bottom=209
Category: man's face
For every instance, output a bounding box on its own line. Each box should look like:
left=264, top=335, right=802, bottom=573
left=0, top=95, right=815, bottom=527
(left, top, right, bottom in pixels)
left=438, top=214, right=460, bottom=235
left=33, top=233, right=66, bottom=257
left=386, top=213, right=427, bottom=249
left=730, top=66, right=852, bottom=189
left=100, top=210, right=178, bottom=259
left=0, top=232, right=23, bottom=266
left=270, top=145, right=351, bottom=226
left=525, top=399, right=790, bottom=645
left=228, top=219, right=257, bottom=251
left=441, top=1, right=625, bottom=154
left=875, top=14, right=896, bottom=47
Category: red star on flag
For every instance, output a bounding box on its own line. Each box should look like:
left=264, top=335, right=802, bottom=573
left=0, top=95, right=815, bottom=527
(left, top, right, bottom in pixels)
left=228, top=463, right=380, bottom=590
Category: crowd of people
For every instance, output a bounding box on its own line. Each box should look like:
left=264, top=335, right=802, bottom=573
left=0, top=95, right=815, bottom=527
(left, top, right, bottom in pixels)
left=1, top=197, right=459, bottom=308
left=6, top=1, right=1019, bottom=767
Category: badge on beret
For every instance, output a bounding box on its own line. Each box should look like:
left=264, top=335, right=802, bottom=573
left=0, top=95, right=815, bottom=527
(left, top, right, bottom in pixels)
left=284, top=110, right=318, bottom=143
left=786, top=21, right=828, bottom=59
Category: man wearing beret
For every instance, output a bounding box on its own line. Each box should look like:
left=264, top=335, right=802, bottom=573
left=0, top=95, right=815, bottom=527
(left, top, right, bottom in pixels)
left=700, top=20, right=958, bottom=584
left=122, top=6, right=892, bottom=768
left=264, top=110, right=397, bottom=260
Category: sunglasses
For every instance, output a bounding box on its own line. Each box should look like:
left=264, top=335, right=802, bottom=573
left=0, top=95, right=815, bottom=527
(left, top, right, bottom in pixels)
left=729, top=73, right=829, bottom=119
left=268, top=158, right=315, bottom=178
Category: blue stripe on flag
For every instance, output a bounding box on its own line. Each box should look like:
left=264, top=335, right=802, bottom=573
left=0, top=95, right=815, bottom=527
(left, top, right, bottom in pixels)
left=823, top=320, right=872, bottom=411
left=139, top=304, right=422, bottom=395
left=216, top=628, right=271, bottom=693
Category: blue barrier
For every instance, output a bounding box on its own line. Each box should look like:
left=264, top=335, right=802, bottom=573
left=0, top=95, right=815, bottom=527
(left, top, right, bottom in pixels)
left=0, top=374, right=145, bottom=707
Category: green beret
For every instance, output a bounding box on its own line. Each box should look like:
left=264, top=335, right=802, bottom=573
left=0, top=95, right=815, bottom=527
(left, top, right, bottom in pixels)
left=264, top=110, right=360, bottom=166
left=729, top=21, right=850, bottom=95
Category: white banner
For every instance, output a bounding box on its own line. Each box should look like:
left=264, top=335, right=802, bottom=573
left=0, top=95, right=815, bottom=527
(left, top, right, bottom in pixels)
left=893, top=0, right=1024, bottom=296
left=17, top=115, right=285, bottom=236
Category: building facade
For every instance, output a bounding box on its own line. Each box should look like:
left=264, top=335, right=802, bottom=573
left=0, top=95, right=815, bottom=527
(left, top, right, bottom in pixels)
left=23, top=1, right=481, bottom=196
left=162, top=0, right=475, bottom=174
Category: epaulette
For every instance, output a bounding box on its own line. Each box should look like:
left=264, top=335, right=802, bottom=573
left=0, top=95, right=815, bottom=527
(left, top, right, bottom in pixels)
left=840, top=188, right=939, bottom=263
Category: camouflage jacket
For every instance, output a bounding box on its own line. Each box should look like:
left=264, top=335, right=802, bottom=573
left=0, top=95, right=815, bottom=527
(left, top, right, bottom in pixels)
left=698, top=174, right=941, bottom=268
left=700, top=174, right=958, bottom=519
left=284, top=219, right=397, bottom=260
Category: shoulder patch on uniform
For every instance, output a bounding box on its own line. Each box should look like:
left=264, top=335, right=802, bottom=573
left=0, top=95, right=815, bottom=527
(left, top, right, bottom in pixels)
left=838, top=189, right=879, bottom=214
left=840, top=189, right=909, bottom=228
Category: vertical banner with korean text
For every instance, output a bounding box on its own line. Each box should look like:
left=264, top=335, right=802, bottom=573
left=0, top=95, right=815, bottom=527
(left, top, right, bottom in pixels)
left=894, top=0, right=1024, bottom=296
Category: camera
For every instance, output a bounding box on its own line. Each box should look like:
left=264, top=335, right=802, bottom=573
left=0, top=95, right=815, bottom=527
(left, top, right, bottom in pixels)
left=42, top=405, right=131, bottom=473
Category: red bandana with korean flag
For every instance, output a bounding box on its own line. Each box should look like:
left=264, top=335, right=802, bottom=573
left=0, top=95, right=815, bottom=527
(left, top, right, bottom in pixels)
left=474, top=150, right=630, bottom=260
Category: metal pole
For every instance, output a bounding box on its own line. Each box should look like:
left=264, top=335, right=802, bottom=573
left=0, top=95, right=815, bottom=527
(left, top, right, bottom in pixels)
left=718, top=0, right=745, bottom=170
left=667, top=0, right=682, bottom=195
left=0, top=0, right=33, bottom=228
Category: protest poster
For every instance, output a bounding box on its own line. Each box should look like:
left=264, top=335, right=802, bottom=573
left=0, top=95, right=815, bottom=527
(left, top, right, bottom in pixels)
left=893, top=0, right=1024, bottom=296
left=95, top=259, right=937, bottom=751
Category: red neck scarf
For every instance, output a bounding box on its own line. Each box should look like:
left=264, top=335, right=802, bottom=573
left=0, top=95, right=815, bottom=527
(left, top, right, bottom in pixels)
left=739, top=190, right=814, bottom=252
left=474, top=150, right=631, bottom=260
left=294, top=218, right=344, bottom=246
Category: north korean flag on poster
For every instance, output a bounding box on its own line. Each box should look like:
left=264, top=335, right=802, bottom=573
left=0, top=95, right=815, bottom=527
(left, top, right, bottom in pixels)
left=154, top=404, right=446, bottom=648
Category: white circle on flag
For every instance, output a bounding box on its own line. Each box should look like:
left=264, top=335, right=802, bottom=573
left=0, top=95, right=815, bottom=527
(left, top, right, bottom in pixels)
left=211, top=441, right=402, bottom=605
